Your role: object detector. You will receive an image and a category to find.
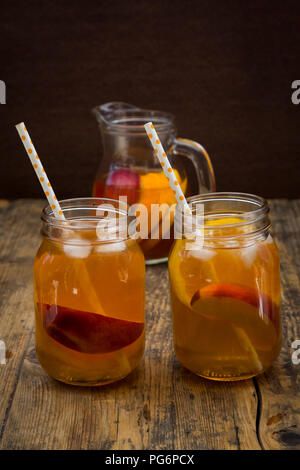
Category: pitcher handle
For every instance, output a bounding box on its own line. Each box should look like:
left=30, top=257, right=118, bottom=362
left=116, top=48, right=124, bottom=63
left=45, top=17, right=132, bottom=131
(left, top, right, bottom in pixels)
left=170, top=138, right=216, bottom=193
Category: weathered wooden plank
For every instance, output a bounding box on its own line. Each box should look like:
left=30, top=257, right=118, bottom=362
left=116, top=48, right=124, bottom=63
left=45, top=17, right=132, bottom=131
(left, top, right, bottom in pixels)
left=0, top=200, right=44, bottom=440
left=269, top=199, right=300, bottom=272
left=2, top=199, right=300, bottom=450
left=255, top=200, right=300, bottom=450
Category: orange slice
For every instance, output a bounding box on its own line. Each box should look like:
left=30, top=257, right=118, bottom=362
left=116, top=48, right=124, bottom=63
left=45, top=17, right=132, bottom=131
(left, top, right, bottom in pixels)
left=169, top=239, right=217, bottom=307
left=205, top=216, right=243, bottom=226
left=139, top=169, right=186, bottom=209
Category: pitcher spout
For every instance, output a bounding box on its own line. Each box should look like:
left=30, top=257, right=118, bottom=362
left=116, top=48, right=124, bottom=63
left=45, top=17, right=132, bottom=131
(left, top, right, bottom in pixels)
left=92, top=102, right=140, bottom=127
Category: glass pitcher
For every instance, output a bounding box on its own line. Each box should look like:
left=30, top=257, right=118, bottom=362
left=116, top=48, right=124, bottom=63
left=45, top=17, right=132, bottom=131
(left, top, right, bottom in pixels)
left=92, top=102, right=216, bottom=264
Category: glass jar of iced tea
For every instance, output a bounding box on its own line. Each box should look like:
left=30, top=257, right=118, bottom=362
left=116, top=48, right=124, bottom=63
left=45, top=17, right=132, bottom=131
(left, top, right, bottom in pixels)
left=34, top=198, right=145, bottom=386
left=92, top=102, right=215, bottom=264
left=169, top=192, right=282, bottom=381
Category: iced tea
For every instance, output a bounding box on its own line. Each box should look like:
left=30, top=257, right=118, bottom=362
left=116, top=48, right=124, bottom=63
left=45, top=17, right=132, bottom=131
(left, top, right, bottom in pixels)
left=34, top=198, right=145, bottom=386
left=169, top=193, right=282, bottom=380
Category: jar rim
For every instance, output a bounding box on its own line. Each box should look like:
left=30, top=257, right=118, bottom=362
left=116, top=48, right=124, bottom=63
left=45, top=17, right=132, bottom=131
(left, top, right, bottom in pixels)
left=187, top=192, right=269, bottom=223
left=41, top=197, right=132, bottom=243
left=175, top=192, right=270, bottom=242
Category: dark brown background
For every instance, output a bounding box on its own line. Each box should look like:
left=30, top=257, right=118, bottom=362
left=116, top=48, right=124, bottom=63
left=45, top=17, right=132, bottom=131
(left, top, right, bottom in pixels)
left=1, top=0, right=300, bottom=199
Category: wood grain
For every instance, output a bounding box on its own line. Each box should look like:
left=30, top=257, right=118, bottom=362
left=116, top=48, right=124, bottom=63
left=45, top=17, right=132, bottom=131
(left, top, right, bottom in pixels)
left=0, top=199, right=299, bottom=450
left=0, top=200, right=43, bottom=440
left=255, top=200, right=300, bottom=450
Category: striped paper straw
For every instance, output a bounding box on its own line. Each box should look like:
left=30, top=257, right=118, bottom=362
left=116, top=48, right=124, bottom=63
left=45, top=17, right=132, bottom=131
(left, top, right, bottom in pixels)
left=15, top=122, right=65, bottom=220
left=144, top=122, right=191, bottom=215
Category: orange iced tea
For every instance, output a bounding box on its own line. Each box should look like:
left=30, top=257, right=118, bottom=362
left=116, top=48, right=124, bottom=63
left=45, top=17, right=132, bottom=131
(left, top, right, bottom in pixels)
left=34, top=198, right=145, bottom=386
left=93, top=167, right=188, bottom=262
left=169, top=193, right=281, bottom=381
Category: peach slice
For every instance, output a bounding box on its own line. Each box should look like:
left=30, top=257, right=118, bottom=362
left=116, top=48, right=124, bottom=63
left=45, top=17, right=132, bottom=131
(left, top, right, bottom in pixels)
left=191, top=283, right=280, bottom=331
left=41, top=303, right=144, bottom=354
left=93, top=169, right=140, bottom=206
left=106, top=169, right=140, bottom=206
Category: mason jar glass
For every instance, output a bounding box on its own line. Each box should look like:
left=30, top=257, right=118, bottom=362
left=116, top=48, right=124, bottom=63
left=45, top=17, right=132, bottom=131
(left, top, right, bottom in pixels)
left=169, top=192, right=282, bottom=381
left=34, top=198, right=145, bottom=386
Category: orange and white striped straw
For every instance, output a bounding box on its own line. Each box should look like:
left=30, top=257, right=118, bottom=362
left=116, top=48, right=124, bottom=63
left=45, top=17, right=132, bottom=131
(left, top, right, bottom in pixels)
left=144, top=122, right=191, bottom=215
left=15, top=122, right=65, bottom=220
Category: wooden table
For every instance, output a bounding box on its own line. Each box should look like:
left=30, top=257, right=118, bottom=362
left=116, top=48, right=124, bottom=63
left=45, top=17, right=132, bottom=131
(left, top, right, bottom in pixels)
left=0, top=199, right=299, bottom=450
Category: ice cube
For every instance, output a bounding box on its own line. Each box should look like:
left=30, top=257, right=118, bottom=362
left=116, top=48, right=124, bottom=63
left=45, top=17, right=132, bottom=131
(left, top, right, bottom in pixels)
left=63, top=239, right=92, bottom=258
left=190, top=248, right=216, bottom=261
left=224, top=240, right=240, bottom=248
left=93, top=241, right=127, bottom=254
left=241, top=244, right=258, bottom=267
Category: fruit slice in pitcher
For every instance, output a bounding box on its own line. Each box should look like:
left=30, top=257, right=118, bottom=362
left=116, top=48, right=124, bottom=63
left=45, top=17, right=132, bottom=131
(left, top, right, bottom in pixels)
left=93, top=169, right=140, bottom=206
left=139, top=169, right=187, bottom=211
left=40, top=303, right=144, bottom=354
left=138, top=169, right=187, bottom=251
left=106, top=169, right=140, bottom=205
